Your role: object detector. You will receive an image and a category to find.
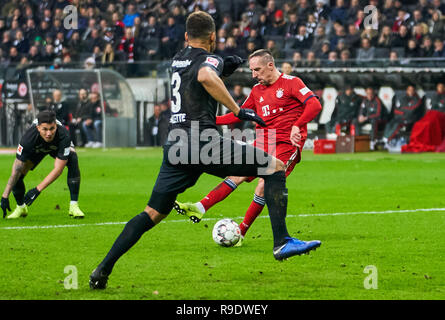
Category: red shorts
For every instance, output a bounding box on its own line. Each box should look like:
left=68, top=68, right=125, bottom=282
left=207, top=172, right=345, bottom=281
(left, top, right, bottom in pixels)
left=244, top=138, right=305, bottom=182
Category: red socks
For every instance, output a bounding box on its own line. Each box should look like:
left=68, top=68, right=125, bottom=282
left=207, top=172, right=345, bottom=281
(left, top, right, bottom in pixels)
left=239, top=194, right=265, bottom=236
left=200, top=179, right=238, bottom=211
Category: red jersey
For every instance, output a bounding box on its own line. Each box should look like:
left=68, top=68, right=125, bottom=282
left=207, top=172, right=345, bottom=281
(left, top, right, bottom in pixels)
left=217, top=73, right=321, bottom=148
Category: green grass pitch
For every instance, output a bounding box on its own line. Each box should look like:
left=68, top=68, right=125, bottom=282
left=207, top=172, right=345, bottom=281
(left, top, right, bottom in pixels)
left=0, top=148, right=444, bottom=300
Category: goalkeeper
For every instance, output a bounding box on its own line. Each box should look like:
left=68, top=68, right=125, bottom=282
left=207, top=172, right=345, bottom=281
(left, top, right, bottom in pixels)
left=1, top=111, right=85, bottom=219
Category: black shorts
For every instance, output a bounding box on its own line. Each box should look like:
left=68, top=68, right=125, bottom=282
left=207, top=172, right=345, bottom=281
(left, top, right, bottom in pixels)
left=148, top=134, right=275, bottom=214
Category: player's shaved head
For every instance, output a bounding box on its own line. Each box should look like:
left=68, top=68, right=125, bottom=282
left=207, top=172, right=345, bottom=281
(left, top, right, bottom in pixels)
left=248, top=49, right=275, bottom=66
left=186, top=11, right=215, bottom=40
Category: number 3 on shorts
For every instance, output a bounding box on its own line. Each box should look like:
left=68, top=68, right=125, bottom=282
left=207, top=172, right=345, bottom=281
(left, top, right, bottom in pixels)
left=171, top=72, right=181, bottom=113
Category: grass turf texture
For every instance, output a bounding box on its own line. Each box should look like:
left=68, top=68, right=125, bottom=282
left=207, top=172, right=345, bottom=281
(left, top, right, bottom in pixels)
left=0, top=148, right=444, bottom=300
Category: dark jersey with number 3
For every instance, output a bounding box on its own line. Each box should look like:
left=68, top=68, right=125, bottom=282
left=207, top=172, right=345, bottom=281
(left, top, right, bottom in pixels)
left=169, top=46, right=224, bottom=131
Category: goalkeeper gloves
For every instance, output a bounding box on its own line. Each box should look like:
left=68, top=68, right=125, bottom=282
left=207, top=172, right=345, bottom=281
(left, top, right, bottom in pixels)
left=1, top=197, right=11, bottom=218
left=236, top=108, right=266, bottom=127
left=24, top=187, right=40, bottom=206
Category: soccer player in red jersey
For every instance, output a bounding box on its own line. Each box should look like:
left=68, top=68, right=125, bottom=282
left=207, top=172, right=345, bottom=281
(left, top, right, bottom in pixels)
left=174, top=49, right=322, bottom=245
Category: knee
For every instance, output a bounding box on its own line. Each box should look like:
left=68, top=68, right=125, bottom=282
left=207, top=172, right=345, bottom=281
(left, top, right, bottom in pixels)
left=275, top=158, right=285, bottom=172
left=255, top=179, right=265, bottom=197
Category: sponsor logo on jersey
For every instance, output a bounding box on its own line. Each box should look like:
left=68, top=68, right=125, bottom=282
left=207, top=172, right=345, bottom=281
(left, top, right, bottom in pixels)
left=259, top=96, right=264, bottom=103
left=299, top=87, right=311, bottom=96
left=205, top=57, right=219, bottom=68
left=17, top=144, right=23, bottom=155
left=276, top=88, right=284, bottom=98
left=172, top=59, right=192, bottom=68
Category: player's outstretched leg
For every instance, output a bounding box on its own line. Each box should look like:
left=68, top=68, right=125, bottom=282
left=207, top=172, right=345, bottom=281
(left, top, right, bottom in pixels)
left=174, top=178, right=242, bottom=223
left=173, top=201, right=204, bottom=223
left=8, top=174, right=28, bottom=219
left=262, top=169, right=321, bottom=260
left=66, top=151, right=84, bottom=218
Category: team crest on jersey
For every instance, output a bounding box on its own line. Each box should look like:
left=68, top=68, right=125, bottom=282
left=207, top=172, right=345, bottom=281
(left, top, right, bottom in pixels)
left=276, top=88, right=284, bottom=98
left=205, top=57, right=219, bottom=68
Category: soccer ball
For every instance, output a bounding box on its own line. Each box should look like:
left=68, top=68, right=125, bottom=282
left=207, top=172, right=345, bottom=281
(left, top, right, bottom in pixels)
left=212, top=218, right=241, bottom=247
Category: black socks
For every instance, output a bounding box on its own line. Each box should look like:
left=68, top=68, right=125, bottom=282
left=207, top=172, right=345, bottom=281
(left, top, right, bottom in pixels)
left=263, top=170, right=290, bottom=247
left=99, top=212, right=155, bottom=274
left=12, top=175, right=25, bottom=206
left=67, top=152, right=80, bottom=202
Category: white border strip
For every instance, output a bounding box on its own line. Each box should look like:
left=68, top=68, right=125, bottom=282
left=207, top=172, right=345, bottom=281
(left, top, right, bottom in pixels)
left=1, top=207, right=444, bottom=231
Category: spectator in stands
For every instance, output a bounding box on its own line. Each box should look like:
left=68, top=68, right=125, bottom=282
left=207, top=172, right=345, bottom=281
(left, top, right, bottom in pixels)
left=405, top=38, right=420, bottom=58
left=360, top=25, right=379, bottom=47
left=310, top=26, right=328, bottom=53
left=239, top=12, right=252, bottom=38
left=326, top=51, right=339, bottom=66
left=433, top=38, right=445, bottom=57
left=391, top=24, right=410, bottom=49
left=338, top=49, right=352, bottom=67
left=419, top=35, right=434, bottom=57
left=314, top=0, right=331, bottom=22
left=382, top=0, right=398, bottom=23
left=377, top=24, right=394, bottom=48
left=12, top=29, right=29, bottom=55
left=267, top=9, right=286, bottom=36
left=7, top=46, right=21, bottom=65
left=285, top=12, right=299, bottom=39
left=244, top=0, right=262, bottom=28
left=146, top=105, right=162, bottom=147
left=292, top=51, right=303, bottom=68
left=1, top=31, right=12, bottom=54
left=432, top=0, right=445, bottom=15
left=428, top=11, right=444, bottom=40
left=246, top=29, right=263, bottom=51
left=160, top=15, right=184, bottom=59
left=355, top=87, right=388, bottom=150
left=431, top=82, right=445, bottom=112
left=344, top=23, right=361, bottom=54
left=356, top=38, right=376, bottom=61
left=123, top=3, right=140, bottom=27
left=292, top=25, right=312, bottom=51
left=281, top=61, right=293, bottom=75
left=101, top=43, right=117, bottom=69
left=330, top=22, right=347, bottom=51
left=385, top=50, right=401, bottom=66
left=112, top=12, right=125, bottom=39
left=302, top=50, right=320, bottom=68
left=392, top=8, right=410, bottom=33
left=27, top=45, right=42, bottom=64
left=330, top=0, right=348, bottom=24
left=317, top=40, right=331, bottom=60
left=383, top=85, right=425, bottom=147
left=266, top=39, right=281, bottom=60
left=346, top=0, right=360, bottom=24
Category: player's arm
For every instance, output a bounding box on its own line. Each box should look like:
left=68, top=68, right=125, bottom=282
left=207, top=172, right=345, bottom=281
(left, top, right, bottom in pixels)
left=23, top=158, right=67, bottom=206
left=37, top=157, right=67, bottom=192
left=198, top=66, right=265, bottom=126
left=2, top=159, right=25, bottom=198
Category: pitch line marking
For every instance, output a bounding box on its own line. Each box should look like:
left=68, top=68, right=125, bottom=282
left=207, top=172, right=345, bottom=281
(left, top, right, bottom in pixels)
left=1, top=207, right=444, bottom=231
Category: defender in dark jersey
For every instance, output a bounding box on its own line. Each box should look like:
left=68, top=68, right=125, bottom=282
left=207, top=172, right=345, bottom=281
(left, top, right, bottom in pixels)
left=1, top=111, right=85, bottom=219
left=89, top=11, right=321, bottom=290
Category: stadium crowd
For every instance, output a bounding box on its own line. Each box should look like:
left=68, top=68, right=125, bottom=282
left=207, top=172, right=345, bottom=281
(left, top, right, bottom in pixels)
left=1, top=0, right=445, bottom=150
left=0, top=0, right=444, bottom=71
